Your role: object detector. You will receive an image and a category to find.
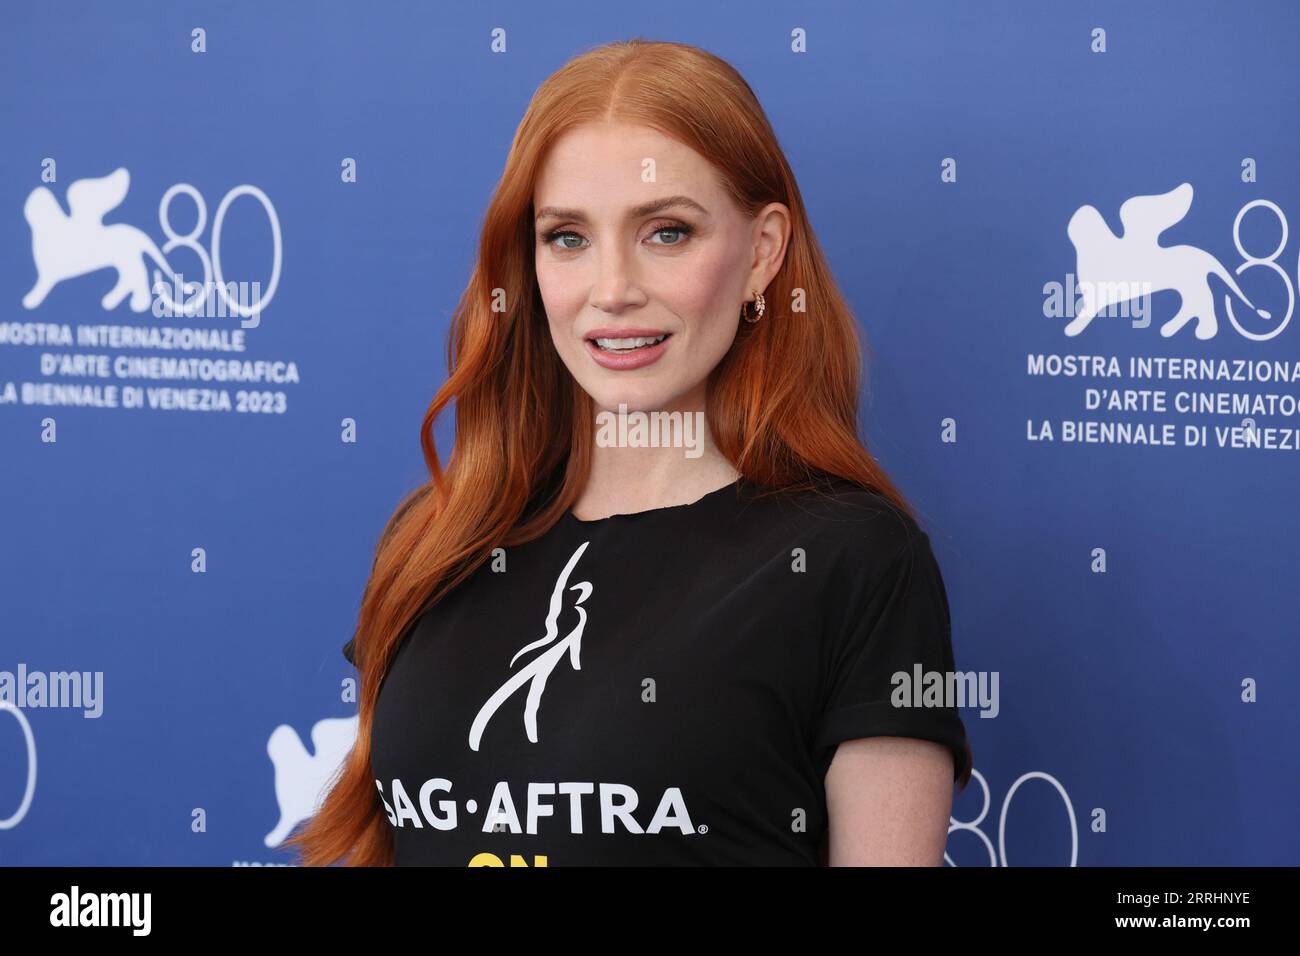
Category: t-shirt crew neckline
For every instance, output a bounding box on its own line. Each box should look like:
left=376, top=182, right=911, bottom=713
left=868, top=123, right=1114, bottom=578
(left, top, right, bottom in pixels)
left=563, top=477, right=744, bottom=525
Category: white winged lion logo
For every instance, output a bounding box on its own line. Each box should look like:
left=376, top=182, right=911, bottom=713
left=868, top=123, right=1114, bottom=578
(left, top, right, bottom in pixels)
left=1064, top=182, right=1271, bottom=339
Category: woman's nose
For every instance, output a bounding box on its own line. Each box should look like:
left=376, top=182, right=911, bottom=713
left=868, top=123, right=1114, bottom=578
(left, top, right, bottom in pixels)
left=589, top=244, right=643, bottom=312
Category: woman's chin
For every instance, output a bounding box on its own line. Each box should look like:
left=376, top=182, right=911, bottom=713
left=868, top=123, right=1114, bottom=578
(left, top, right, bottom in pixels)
left=573, top=378, right=676, bottom=416
left=591, top=394, right=673, bottom=415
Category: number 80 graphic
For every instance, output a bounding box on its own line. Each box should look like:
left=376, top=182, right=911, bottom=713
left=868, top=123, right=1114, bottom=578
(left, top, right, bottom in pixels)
left=152, top=182, right=282, bottom=320
left=0, top=703, right=37, bottom=830
left=1225, top=199, right=1295, bottom=341
left=946, top=768, right=1078, bottom=867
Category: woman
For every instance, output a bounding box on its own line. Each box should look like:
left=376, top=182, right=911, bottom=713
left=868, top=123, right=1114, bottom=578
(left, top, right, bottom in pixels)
left=288, top=38, right=973, bottom=867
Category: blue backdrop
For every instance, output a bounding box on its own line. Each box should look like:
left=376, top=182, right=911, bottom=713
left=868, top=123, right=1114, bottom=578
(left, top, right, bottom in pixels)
left=1, top=0, right=1296, bottom=866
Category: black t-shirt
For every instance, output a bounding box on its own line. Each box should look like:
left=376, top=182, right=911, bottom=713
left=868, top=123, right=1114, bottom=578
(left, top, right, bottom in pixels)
left=344, top=476, right=970, bottom=866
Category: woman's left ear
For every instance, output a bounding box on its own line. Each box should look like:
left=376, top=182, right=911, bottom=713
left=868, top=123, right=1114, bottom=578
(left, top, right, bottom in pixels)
left=748, top=201, right=792, bottom=292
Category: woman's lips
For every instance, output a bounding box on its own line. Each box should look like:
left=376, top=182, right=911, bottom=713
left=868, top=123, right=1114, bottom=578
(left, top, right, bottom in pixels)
left=584, top=331, right=673, bottom=371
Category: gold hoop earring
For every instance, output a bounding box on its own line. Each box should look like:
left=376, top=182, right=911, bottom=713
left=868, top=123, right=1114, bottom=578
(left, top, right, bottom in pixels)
left=742, top=290, right=765, bottom=324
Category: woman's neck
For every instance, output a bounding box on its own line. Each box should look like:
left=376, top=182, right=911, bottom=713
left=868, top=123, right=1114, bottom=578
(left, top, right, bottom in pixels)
left=571, top=393, right=740, bottom=521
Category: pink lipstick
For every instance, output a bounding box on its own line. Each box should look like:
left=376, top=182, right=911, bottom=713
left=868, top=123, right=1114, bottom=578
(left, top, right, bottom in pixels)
left=583, top=327, right=673, bottom=371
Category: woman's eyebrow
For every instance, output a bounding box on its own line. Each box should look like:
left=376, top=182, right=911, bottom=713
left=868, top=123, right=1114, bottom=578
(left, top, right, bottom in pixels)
left=534, top=195, right=709, bottom=224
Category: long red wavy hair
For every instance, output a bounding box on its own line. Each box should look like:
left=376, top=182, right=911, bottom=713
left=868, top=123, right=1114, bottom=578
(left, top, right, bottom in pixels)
left=285, top=37, right=971, bottom=867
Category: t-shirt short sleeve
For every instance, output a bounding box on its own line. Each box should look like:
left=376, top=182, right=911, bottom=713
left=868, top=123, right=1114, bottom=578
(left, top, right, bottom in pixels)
left=814, top=529, right=972, bottom=783
left=342, top=637, right=356, bottom=666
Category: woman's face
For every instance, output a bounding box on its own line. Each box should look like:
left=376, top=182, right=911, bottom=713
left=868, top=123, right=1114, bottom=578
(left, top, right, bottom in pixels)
left=532, top=121, right=786, bottom=415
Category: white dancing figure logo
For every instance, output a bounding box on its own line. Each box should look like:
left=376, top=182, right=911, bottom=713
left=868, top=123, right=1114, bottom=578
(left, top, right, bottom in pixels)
left=468, top=541, right=593, bottom=751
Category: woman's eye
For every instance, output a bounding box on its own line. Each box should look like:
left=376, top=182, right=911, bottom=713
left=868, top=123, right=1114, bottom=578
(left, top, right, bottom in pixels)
left=545, top=231, right=585, bottom=250
left=540, top=225, right=691, bottom=251
left=649, top=225, right=690, bottom=245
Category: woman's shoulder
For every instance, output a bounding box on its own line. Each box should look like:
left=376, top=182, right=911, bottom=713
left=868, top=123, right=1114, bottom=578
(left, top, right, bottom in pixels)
left=740, top=475, right=929, bottom=575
